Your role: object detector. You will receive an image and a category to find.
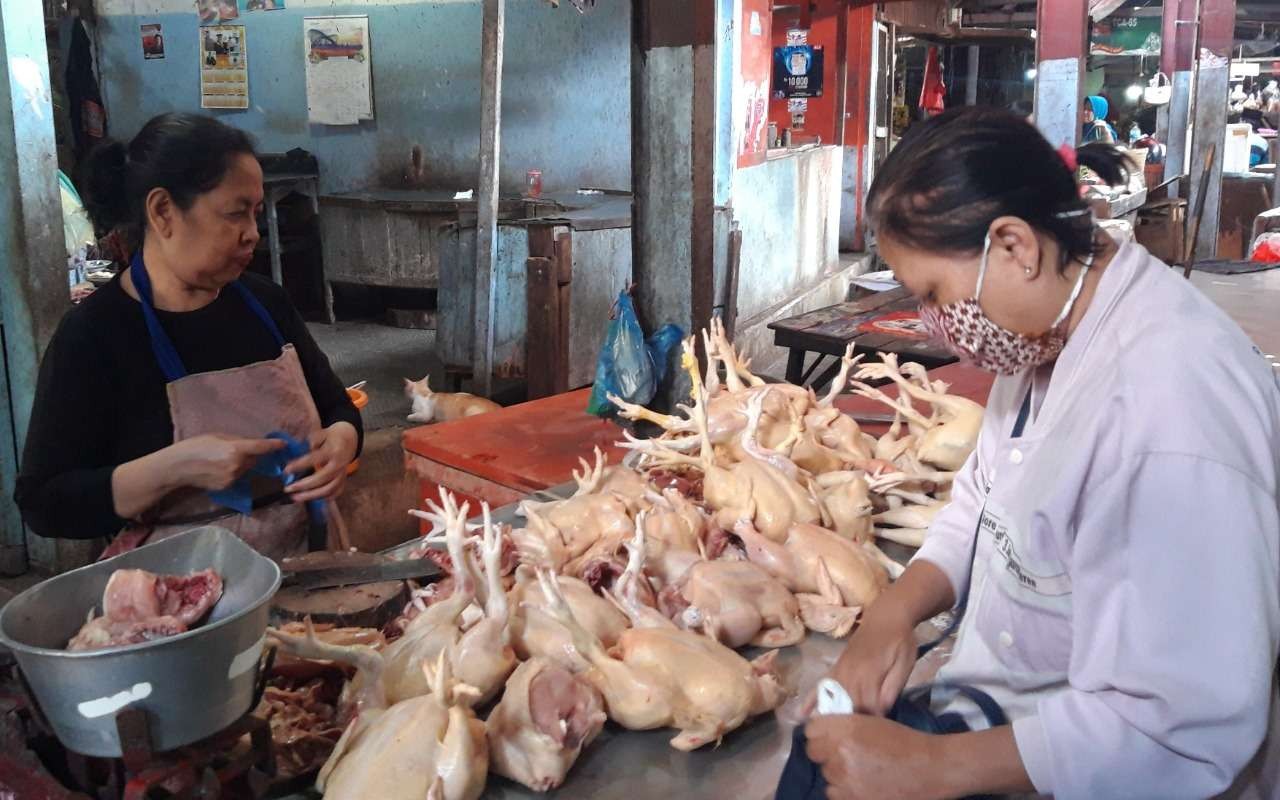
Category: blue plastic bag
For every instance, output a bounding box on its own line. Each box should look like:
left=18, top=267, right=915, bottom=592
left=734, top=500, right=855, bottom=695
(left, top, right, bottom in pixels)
left=586, top=293, right=684, bottom=417
left=646, top=323, right=683, bottom=385
left=207, top=431, right=325, bottom=529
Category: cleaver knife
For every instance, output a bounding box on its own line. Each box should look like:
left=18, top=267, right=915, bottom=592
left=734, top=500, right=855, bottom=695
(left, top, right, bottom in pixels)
left=281, top=557, right=442, bottom=591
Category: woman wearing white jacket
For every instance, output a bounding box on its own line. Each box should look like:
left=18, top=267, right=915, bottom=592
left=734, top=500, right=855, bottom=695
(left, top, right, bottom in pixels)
left=804, top=108, right=1280, bottom=799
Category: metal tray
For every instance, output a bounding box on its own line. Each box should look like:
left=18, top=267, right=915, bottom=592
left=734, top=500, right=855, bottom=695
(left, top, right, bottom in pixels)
left=0, top=527, right=281, bottom=757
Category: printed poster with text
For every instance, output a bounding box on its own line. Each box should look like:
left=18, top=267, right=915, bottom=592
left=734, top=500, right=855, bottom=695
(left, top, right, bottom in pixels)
left=199, top=25, right=248, bottom=109
left=304, top=16, right=373, bottom=125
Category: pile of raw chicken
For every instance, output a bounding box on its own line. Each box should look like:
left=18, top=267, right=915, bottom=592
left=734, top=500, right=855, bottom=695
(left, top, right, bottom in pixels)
left=268, top=321, right=984, bottom=799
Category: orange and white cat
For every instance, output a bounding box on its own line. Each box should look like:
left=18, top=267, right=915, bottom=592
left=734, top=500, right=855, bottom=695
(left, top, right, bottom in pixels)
left=404, top=375, right=502, bottom=423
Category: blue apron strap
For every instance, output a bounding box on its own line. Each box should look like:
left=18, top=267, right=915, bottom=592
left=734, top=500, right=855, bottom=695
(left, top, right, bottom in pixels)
left=131, top=253, right=286, bottom=383
left=230, top=280, right=285, bottom=348
left=130, top=252, right=188, bottom=382
left=917, top=385, right=1034, bottom=659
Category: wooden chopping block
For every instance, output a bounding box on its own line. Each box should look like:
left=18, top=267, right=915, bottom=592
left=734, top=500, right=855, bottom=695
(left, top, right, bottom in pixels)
left=271, top=551, right=409, bottom=629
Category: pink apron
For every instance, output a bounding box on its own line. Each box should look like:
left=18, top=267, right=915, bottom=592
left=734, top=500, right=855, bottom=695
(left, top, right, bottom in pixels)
left=102, top=254, right=338, bottom=562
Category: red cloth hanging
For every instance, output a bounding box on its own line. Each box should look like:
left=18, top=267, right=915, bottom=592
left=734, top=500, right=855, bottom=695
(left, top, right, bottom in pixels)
left=919, top=46, right=947, bottom=116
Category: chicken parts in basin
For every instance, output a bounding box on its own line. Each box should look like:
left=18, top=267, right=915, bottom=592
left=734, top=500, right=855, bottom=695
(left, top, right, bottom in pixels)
left=67, top=568, right=223, bottom=651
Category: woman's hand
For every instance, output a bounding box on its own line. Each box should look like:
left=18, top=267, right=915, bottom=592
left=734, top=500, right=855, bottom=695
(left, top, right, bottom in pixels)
left=807, top=715, right=1034, bottom=800
left=805, top=714, right=945, bottom=800
left=112, top=434, right=287, bottom=520
left=284, top=422, right=358, bottom=503
left=827, top=605, right=920, bottom=717
left=171, top=434, right=287, bottom=492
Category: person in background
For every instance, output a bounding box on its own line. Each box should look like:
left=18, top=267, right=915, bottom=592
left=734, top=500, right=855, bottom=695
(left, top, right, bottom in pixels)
left=16, top=113, right=362, bottom=561
left=1261, top=87, right=1280, bottom=131
left=802, top=108, right=1279, bottom=799
left=1080, top=95, right=1117, bottom=143
left=1250, top=127, right=1270, bottom=169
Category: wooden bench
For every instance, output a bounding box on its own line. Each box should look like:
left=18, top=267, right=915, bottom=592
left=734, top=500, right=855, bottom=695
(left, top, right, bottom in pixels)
left=768, top=286, right=955, bottom=388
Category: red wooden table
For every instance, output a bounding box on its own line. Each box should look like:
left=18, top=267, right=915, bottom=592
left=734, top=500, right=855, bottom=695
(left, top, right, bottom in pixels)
left=401, top=365, right=994, bottom=520
left=402, top=388, right=627, bottom=517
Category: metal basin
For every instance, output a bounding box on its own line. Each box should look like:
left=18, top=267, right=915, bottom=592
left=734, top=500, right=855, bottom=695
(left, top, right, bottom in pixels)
left=0, top=527, right=281, bottom=757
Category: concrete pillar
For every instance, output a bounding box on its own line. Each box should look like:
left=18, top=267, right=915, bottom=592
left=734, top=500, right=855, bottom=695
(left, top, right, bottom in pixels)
left=1033, top=0, right=1089, bottom=149
left=1161, top=0, right=1197, bottom=185
left=631, top=0, right=721, bottom=409
left=1188, top=0, right=1236, bottom=260
left=965, top=45, right=980, bottom=106
left=837, top=5, right=875, bottom=251
left=0, top=0, right=83, bottom=573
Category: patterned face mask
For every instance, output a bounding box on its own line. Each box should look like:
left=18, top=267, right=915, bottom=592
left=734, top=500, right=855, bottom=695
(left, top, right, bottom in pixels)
left=918, top=230, right=1096, bottom=375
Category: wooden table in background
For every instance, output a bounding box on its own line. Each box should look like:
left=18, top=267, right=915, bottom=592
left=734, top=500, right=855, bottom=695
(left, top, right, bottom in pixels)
left=768, top=286, right=956, bottom=388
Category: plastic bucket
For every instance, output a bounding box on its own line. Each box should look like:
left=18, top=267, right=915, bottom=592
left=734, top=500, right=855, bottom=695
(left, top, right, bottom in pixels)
left=347, top=388, right=369, bottom=475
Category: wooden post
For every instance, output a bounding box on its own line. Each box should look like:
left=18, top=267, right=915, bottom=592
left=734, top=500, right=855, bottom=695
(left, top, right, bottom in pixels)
left=691, top=0, right=716, bottom=342
left=525, top=225, right=572, bottom=400
left=1033, top=0, right=1089, bottom=149
left=631, top=1, right=713, bottom=337
left=834, top=0, right=850, bottom=145
left=965, top=45, right=979, bottom=106
left=1161, top=0, right=1197, bottom=185
left=472, top=0, right=505, bottom=398
left=0, top=0, right=96, bottom=573
left=1188, top=0, right=1236, bottom=260
left=839, top=4, right=875, bottom=250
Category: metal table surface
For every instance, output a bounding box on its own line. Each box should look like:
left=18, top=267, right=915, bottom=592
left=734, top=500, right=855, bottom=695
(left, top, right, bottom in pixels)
left=380, top=489, right=955, bottom=800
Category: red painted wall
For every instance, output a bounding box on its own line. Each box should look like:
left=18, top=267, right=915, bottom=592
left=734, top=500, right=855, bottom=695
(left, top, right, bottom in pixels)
left=768, top=0, right=842, bottom=144
left=739, top=0, right=775, bottom=167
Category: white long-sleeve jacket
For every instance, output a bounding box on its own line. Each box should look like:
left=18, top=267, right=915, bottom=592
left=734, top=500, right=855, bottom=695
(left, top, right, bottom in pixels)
left=914, top=236, right=1280, bottom=799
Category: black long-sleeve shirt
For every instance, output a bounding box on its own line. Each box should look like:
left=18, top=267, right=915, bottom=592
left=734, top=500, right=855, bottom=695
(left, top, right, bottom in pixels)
left=16, top=272, right=362, bottom=540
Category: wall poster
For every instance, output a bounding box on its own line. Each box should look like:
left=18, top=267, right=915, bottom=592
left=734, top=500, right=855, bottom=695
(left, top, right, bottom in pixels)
left=199, top=25, right=249, bottom=109
left=141, top=24, right=165, bottom=59
left=303, top=15, right=373, bottom=125
left=773, top=44, right=824, bottom=99
left=196, top=0, right=239, bottom=25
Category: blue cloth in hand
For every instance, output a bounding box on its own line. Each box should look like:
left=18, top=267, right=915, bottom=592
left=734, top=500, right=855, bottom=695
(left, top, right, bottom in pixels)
left=207, top=432, right=324, bottom=527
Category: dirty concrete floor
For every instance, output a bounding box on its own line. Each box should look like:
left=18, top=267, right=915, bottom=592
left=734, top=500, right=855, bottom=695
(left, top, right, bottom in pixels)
left=305, top=320, right=442, bottom=553
left=307, top=321, right=438, bottom=432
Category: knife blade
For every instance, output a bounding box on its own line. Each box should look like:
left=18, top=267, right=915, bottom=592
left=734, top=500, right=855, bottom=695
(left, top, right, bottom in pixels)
left=281, top=558, right=442, bottom=590
left=844, top=412, right=898, bottom=424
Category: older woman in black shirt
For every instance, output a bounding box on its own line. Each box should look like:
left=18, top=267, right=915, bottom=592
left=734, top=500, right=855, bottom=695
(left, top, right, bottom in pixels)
left=17, top=113, right=361, bottom=560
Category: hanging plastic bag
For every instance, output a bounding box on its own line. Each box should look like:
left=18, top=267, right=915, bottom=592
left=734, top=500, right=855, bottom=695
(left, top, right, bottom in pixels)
left=1250, top=232, right=1280, bottom=264
left=586, top=292, right=685, bottom=417
left=646, top=323, right=684, bottom=385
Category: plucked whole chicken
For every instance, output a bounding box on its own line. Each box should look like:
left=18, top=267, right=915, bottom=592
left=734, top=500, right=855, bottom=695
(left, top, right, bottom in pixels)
left=485, top=657, right=606, bottom=792
left=263, top=322, right=983, bottom=797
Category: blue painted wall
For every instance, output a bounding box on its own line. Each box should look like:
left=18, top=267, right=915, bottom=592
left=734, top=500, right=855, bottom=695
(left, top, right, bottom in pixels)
left=95, top=0, right=631, bottom=194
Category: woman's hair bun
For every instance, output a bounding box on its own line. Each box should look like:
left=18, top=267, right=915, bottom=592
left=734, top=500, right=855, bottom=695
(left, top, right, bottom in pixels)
left=81, top=139, right=131, bottom=232
left=76, top=114, right=256, bottom=253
